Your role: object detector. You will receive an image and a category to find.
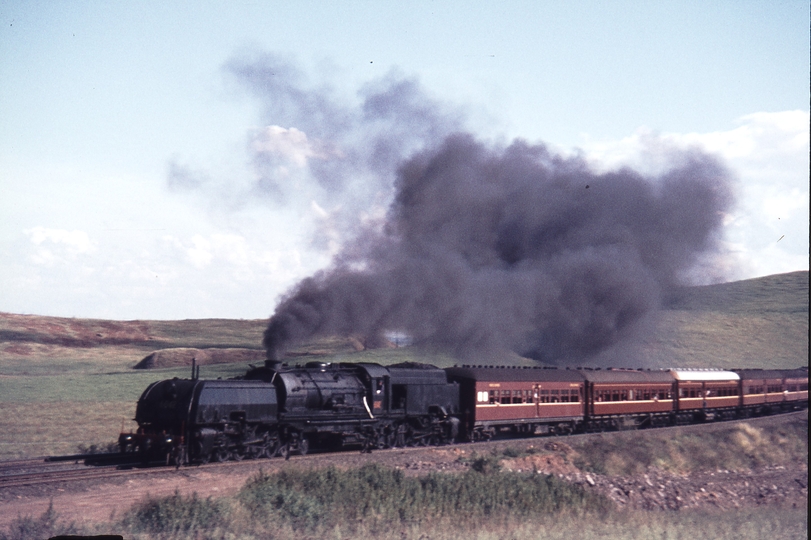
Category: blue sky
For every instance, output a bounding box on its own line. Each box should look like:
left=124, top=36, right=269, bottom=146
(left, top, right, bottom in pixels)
left=1, top=1, right=808, bottom=319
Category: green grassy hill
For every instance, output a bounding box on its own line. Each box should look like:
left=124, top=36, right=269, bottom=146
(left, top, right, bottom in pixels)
left=636, top=271, right=808, bottom=369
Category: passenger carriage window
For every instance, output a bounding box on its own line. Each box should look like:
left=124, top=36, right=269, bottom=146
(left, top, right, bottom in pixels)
left=512, top=391, right=523, bottom=404
left=571, top=389, right=579, bottom=402
left=501, top=390, right=511, bottom=404
left=540, top=390, right=550, bottom=403
left=489, top=390, right=496, bottom=404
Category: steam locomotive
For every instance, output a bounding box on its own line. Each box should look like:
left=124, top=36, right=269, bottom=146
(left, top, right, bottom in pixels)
left=119, top=360, right=808, bottom=466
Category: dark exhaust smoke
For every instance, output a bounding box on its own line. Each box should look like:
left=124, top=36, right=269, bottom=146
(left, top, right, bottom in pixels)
left=264, top=133, right=732, bottom=363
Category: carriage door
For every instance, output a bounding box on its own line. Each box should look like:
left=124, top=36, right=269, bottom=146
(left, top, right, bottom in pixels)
left=533, top=384, right=541, bottom=418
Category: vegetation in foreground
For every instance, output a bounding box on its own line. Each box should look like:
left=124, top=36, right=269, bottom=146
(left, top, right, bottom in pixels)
left=2, top=465, right=806, bottom=540
left=2, top=413, right=807, bottom=539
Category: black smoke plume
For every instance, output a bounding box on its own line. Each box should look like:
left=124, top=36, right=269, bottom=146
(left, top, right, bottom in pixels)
left=264, top=133, right=732, bottom=363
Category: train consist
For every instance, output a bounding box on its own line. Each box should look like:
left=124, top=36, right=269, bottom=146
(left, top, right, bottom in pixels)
left=119, top=361, right=808, bottom=466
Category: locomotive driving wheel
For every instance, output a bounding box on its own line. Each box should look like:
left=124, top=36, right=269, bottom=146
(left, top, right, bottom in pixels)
left=260, top=433, right=280, bottom=459
left=171, top=445, right=187, bottom=468
left=195, top=441, right=211, bottom=464
left=214, top=446, right=231, bottom=463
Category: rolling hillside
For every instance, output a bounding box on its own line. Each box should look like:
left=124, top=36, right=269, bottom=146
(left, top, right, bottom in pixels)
left=637, top=270, right=808, bottom=369
left=0, top=271, right=807, bottom=371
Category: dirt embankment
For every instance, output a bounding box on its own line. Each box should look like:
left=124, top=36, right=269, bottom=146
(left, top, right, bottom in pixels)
left=134, top=347, right=267, bottom=369
left=499, top=443, right=807, bottom=511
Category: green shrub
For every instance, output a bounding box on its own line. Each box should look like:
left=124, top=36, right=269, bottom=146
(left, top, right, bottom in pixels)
left=469, top=453, right=502, bottom=474
left=238, top=464, right=610, bottom=533
left=0, top=501, right=80, bottom=540
left=121, top=490, right=230, bottom=536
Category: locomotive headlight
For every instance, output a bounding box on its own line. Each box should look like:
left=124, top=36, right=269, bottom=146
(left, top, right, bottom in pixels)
left=164, top=435, right=174, bottom=445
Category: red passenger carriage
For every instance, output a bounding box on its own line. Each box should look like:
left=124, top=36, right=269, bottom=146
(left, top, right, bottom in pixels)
left=581, top=369, right=676, bottom=428
left=446, top=367, right=585, bottom=440
left=734, top=368, right=809, bottom=413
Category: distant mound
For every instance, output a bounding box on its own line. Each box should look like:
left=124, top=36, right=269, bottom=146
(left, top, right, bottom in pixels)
left=134, top=347, right=266, bottom=369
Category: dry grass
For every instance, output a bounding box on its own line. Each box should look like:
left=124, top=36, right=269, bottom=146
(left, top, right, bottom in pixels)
left=565, top=412, right=808, bottom=476
left=0, top=402, right=136, bottom=459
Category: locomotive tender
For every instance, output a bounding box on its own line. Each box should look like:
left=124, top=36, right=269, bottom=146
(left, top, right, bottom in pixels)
left=121, top=361, right=808, bottom=466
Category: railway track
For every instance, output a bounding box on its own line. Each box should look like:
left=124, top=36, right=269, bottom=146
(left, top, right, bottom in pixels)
left=0, top=455, right=167, bottom=490
left=0, top=464, right=131, bottom=489
left=1, top=409, right=805, bottom=491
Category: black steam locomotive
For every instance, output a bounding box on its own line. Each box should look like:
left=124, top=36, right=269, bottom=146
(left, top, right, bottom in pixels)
left=120, top=361, right=460, bottom=465
left=120, top=360, right=808, bottom=466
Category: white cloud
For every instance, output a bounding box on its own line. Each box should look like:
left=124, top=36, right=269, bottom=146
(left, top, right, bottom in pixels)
left=251, top=125, right=339, bottom=167
left=24, top=227, right=97, bottom=265
left=25, top=226, right=96, bottom=253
